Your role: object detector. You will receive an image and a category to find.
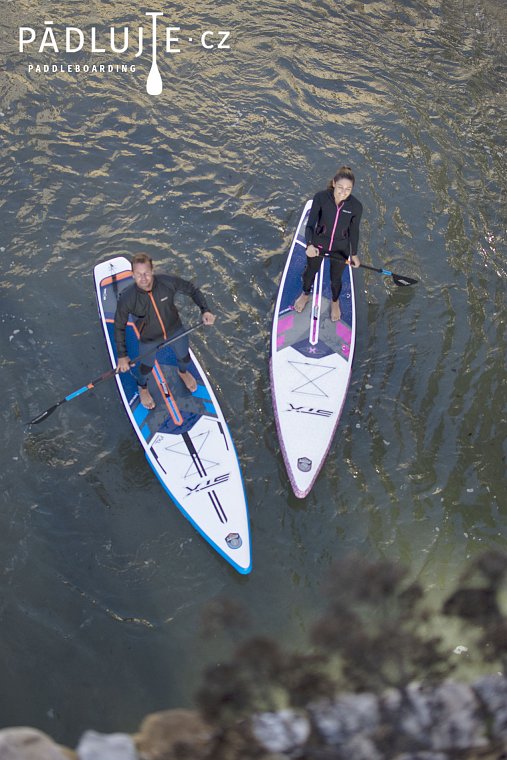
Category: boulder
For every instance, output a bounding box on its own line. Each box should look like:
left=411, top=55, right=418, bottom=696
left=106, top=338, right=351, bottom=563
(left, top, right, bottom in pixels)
left=392, top=754, right=448, bottom=760
left=309, top=693, right=380, bottom=745
left=76, top=730, right=137, bottom=760
left=133, top=709, right=213, bottom=760
left=0, top=727, right=75, bottom=760
left=251, top=709, right=311, bottom=753
left=334, top=735, right=384, bottom=760
left=382, top=682, right=487, bottom=751
left=473, top=674, right=507, bottom=739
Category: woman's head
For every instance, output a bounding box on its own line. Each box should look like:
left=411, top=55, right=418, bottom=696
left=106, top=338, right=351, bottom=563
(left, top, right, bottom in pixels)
left=328, top=166, right=355, bottom=202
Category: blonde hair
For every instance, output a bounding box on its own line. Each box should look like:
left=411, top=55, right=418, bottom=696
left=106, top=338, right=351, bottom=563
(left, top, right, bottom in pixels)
left=131, top=253, right=153, bottom=269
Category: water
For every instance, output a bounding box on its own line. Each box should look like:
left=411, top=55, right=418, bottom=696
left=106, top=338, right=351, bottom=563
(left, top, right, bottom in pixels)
left=1, top=0, right=506, bottom=745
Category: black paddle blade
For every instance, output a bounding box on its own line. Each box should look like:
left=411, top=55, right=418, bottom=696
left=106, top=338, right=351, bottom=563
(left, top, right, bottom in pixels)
left=25, top=405, right=58, bottom=426
left=392, top=272, right=418, bottom=287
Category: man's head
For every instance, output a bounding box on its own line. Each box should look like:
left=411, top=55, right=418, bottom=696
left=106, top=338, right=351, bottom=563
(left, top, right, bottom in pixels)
left=131, top=253, right=154, bottom=292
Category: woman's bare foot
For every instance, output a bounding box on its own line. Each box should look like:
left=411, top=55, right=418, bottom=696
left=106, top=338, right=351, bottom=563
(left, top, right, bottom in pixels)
left=139, top=386, right=156, bottom=409
left=294, top=293, right=309, bottom=312
left=178, top=370, right=197, bottom=393
left=331, top=301, right=341, bottom=322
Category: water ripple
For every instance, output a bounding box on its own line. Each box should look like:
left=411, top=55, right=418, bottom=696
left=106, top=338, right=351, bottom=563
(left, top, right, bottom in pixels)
left=0, top=0, right=505, bottom=744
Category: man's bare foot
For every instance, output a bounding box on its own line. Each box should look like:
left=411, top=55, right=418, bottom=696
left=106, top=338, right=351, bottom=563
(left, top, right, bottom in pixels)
left=294, top=293, right=309, bottom=313
left=331, top=300, right=341, bottom=322
left=178, top=370, right=197, bottom=393
left=139, top=386, right=156, bottom=409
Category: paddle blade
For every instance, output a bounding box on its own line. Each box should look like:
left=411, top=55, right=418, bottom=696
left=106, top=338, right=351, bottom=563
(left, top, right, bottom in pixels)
left=392, top=272, right=418, bottom=287
left=26, top=405, right=58, bottom=426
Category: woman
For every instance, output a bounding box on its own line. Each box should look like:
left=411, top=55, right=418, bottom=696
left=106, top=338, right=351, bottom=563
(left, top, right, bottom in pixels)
left=294, top=166, right=362, bottom=322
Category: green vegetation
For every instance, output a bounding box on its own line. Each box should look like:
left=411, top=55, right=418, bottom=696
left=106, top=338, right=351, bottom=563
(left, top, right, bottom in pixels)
left=196, top=551, right=507, bottom=758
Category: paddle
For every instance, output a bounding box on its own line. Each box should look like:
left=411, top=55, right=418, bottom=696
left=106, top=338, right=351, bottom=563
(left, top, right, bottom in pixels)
left=317, top=253, right=418, bottom=287
left=26, top=322, right=203, bottom=426
left=145, top=12, right=163, bottom=95
left=358, top=263, right=418, bottom=287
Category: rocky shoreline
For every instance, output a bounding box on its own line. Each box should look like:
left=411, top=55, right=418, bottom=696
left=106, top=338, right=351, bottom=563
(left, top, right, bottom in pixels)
left=1, top=674, right=506, bottom=759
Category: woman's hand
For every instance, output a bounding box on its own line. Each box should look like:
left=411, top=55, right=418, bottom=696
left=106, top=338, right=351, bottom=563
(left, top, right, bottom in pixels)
left=306, top=244, right=319, bottom=258
left=202, top=311, right=216, bottom=326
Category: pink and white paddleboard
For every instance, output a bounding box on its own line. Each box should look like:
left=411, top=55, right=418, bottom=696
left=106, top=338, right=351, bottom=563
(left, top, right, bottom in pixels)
left=270, top=200, right=356, bottom=498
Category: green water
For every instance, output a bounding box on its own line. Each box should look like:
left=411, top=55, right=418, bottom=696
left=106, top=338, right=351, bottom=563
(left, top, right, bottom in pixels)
left=0, top=0, right=505, bottom=744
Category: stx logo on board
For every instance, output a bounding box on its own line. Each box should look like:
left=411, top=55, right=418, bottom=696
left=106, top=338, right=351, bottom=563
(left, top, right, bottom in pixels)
left=185, top=473, right=230, bottom=496
left=287, top=404, right=333, bottom=417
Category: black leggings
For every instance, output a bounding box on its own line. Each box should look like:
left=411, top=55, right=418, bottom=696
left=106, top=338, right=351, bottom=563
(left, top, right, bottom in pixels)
left=302, top=252, right=347, bottom=302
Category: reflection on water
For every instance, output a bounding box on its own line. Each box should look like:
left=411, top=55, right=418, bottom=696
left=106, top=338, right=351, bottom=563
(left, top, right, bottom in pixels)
left=0, top=0, right=505, bottom=745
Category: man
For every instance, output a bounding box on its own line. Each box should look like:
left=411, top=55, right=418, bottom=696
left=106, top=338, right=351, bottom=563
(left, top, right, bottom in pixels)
left=114, top=254, right=215, bottom=409
left=294, top=166, right=362, bottom=322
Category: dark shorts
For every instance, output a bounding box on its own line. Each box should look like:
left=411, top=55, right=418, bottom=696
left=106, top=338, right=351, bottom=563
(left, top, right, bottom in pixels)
left=133, top=326, right=191, bottom=386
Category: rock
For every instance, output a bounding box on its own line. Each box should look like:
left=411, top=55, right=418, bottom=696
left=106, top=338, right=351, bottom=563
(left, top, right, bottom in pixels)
left=133, top=709, right=212, bottom=760
left=0, top=727, right=73, bottom=759
left=251, top=709, right=311, bottom=753
left=382, top=681, right=487, bottom=751
left=309, top=693, right=380, bottom=745
left=473, top=674, right=507, bottom=739
left=76, top=730, right=137, bottom=760
left=393, top=754, right=448, bottom=760
left=337, top=735, right=384, bottom=760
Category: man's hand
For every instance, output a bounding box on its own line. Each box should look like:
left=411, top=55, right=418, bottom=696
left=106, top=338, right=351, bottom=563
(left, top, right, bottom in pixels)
left=306, top=244, right=319, bottom=258
left=117, top=356, right=131, bottom=373
left=350, top=254, right=361, bottom=268
left=202, top=311, right=216, bottom=326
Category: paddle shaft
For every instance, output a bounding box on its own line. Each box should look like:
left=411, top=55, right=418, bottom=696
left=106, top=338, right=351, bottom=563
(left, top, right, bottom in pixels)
left=316, top=252, right=417, bottom=286
left=360, top=263, right=394, bottom=276
left=26, top=321, right=203, bottom=425
left=317, top=252, right=389, bottom=274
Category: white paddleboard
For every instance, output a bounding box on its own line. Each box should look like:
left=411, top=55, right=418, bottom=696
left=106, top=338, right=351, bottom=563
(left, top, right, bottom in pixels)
left=94, top=256, right=251, bottom=574
left=270, top=201, right=356, bottom=498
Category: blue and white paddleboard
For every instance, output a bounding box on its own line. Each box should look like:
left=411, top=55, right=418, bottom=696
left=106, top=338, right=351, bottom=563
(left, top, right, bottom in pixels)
left=270, top=200, right=356, bottom=498
left=94, top=256, right=251, bottom=574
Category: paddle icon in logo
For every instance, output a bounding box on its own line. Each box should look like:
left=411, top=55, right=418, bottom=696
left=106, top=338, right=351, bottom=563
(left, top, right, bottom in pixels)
left=146, top=11, right=163, bottom=95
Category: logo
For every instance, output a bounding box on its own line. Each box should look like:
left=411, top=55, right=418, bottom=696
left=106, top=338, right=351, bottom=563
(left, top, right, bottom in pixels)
left=287, top=403, right=333, bottom=418
left=185, top=473, right=230, bottom=496
left=225, top=533, right=242, bottom=549
left=19, top=13, right=231, bottom=96
left=297, top=457, right=312, bottom=473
